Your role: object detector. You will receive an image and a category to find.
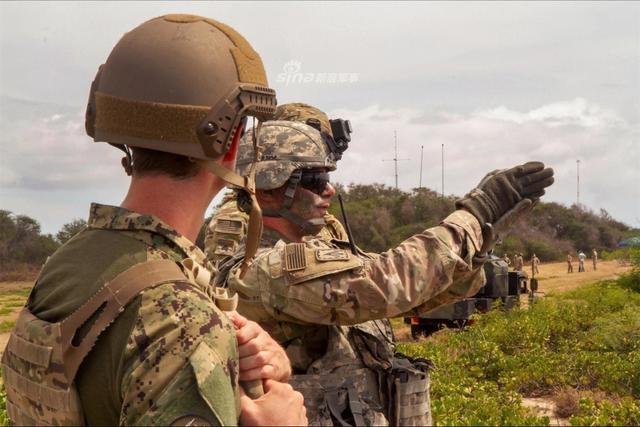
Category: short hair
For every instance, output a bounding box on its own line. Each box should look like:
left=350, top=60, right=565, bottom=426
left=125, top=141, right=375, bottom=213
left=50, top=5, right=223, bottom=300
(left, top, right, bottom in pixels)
left=131, top=147, right=202, bottom=179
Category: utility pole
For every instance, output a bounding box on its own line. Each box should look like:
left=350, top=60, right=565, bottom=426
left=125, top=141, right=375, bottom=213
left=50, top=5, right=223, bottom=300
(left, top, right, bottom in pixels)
left=576, top=159, right=580, bottom=206
left=382, top=130, right=409, bottom=189
left=441, top=143, right=445, bottom=198
left=419, top=145, right=424, bottom=188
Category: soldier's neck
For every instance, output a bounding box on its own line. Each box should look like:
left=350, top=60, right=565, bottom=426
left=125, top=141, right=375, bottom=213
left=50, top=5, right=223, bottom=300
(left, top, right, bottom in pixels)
left=121, top=171, right=223, bottom=242
left=263, top=217, right=303, bottom=243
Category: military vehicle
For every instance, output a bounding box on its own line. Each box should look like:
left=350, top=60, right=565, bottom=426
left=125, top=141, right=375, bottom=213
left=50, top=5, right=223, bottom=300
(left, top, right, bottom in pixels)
left=406, top=256, right=529, bottom=338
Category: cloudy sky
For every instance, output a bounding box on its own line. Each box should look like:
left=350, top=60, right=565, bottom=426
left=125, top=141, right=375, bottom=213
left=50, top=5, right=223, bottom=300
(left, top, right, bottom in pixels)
left=1, top=1, right=638, bottom=234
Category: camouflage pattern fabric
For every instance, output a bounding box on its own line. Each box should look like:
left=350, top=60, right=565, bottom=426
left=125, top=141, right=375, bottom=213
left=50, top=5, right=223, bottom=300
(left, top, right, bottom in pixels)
left=236, top=120, right=336, bottom=190
left=15, top=203, right=239, bottom=425
left=205, top=191, right=350, bottom=266
left=218, top=209, right=483, bottom=425
left=227, top=209, right=485, bottom=328
left=273, top=102, right=333, bottom=137
left=204, top=192, right=250, bottom=266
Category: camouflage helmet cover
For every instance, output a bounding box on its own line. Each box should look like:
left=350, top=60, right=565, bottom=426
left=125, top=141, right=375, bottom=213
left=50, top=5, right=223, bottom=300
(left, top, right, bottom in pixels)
left=237, top=121, right=336, bottom=190
left=273, top=103, right=333, bottom=138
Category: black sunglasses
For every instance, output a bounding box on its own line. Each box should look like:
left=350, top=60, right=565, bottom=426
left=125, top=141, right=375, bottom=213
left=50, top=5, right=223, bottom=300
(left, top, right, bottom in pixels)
left=298, top=171, right=331, bottom=195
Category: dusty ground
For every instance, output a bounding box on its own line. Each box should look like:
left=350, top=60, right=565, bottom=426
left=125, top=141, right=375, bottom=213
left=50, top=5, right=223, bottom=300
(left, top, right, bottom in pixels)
left=529, top=259, right=631, bottom=295
left=521, top=397, right=571, bottom=426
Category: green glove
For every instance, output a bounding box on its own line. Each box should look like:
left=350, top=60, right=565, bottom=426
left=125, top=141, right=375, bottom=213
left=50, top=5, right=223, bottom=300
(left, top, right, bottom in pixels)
left=455, top=161, right=554, bottom=227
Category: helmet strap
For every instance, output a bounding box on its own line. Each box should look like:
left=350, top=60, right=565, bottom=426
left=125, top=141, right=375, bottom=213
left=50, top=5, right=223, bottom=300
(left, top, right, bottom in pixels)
left=200, top=121, right=265, bottom=279
left=262, top=169, right=326, bottom=235
left=110, top=143, right=133, bottom=176
left=262, top=207, right=326, bottom=236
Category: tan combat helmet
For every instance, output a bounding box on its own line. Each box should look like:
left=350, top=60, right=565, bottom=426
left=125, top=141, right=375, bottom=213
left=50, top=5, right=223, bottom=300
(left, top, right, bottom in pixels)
left=235, top=103, right=351, bottom=234
left=85, top=14, right=277, bottom=275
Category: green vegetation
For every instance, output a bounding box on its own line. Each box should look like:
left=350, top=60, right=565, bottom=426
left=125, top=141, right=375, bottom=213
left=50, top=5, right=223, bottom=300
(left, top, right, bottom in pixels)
left=326, top=184, right=634, bottom=261
left=0, top=322, right=16, bottom=334
left=0, top=378, right=7, bottom=427
left=0, top=210, right=86, bottom=280
left=397, top=259, right=640, bottom=425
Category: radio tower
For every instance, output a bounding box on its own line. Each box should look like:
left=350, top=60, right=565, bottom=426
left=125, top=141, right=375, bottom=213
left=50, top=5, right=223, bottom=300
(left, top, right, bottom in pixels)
left=419, top=145, right=424, bottom=188
left=382, top=130, right=409, bottom=189
left=441, top=143, right=445, bottom=198
left=576, top=159, right=580, bottom=205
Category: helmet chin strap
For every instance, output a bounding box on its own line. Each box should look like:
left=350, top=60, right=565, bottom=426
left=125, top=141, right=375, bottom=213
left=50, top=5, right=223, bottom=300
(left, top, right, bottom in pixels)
left=262, top=207, right=326, bottom=236
left=261, top=170, right=326, bottom=236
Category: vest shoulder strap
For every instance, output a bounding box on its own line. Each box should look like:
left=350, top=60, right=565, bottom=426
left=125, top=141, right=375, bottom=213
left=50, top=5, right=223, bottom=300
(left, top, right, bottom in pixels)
left=59, top=259, right=188, bottom=381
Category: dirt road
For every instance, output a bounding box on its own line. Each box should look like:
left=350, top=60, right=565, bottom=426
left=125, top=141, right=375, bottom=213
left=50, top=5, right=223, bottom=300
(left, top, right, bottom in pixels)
left=527, top=259, right=631, bottom=294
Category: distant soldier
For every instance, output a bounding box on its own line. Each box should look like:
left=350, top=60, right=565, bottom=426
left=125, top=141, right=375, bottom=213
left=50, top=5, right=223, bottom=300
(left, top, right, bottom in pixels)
left=503, top=253, right=511, bottom=266
left=592, top=248, right=598, bottom=271
left=531, top=253, right=540, bottom=276
left=578, top=250, right=586, bottom=272
left=567, top=252, right=574, bottom=273
left=514, top=253, right=524, bottom=272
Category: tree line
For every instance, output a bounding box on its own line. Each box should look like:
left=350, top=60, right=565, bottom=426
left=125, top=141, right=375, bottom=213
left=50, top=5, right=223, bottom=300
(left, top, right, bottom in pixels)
left=327, top=183, right=635, bottom=261
left=0, top=210, right=86, bottom=272
left=0, top=183, right=636, bottom=274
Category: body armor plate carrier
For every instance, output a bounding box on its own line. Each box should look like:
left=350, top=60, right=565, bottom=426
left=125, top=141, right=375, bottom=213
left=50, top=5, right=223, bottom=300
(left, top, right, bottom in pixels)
left=287, top=321, right=434, bottom=426
left=1, top=260, right=188, bottom=426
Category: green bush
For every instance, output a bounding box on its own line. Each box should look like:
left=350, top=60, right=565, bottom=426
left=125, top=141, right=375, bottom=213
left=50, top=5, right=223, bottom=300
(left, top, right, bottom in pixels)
left=0, top=378, right=7, bottom=427
left=397, top=276, right=640, bottom=425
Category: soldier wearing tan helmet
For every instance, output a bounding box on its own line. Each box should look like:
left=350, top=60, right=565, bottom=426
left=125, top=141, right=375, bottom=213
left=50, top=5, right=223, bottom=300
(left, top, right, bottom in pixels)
left=1, top=15, right=307, bottom=426
left=213, top=108, right=555, bottom=425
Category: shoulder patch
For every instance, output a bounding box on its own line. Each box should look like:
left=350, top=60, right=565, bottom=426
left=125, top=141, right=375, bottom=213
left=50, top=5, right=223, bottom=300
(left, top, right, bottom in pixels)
left=284, top=243, right=306, bottom=271
left=214, top=218, right=244, bottom=235
left=214, top=237, right=239, bottom=257
left=315, top=248, right=350, bottom=262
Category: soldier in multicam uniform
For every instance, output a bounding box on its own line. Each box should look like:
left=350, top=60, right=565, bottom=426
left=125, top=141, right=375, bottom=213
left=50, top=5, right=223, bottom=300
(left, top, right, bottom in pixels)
left=1, top=15, right=307, bottom=426
left=567, top=252, right=574, bottom=273
left=592, top=248, right=598, bottom=271
left=212, top=107, right=554, bottom=425
left=204, top=103, right=349, bottom=268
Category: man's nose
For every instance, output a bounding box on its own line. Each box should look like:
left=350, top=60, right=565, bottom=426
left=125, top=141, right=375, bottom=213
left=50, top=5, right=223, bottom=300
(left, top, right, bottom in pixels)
left=322, top=182, right=336, bottom=198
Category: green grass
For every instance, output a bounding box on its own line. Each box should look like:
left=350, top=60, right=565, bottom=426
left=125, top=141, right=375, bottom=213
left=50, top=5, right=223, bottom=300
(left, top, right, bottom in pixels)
left=0, top=256, right=638, bottom=425
left=0, top=321, right=15, bottom=334
left=398, top=278, right=640, bottom=425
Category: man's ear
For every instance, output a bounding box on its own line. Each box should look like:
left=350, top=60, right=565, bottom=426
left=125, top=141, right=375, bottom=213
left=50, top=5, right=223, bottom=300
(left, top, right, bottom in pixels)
left=256, top=187, right=284, bottom=208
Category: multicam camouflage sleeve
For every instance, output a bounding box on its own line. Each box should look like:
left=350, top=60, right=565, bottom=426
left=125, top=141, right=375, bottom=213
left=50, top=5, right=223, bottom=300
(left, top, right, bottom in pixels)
left=119, top=282, right=240, bottom=426
left=228, top=210, right=486, bottom=326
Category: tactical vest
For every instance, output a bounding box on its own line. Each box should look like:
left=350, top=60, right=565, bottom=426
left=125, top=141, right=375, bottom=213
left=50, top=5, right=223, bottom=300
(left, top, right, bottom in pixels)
left=286, top=321, right=433, bottom=427
left=1, top=260, right=192, bottom=426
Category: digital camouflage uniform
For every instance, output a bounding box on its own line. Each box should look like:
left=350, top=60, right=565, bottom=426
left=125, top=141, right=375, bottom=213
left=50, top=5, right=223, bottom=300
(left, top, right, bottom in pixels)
left=2, top=204, right=239, bottom=425
left=205, top=191, right=348, bottom=266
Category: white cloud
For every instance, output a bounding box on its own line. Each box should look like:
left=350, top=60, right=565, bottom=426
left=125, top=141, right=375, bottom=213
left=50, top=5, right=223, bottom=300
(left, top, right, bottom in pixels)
left=330, top=98, right=639, bottom=227
left=476, top=98, right=625, bottom=128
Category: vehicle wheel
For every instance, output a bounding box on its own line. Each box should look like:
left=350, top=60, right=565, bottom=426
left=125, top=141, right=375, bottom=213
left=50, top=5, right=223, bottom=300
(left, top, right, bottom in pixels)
left=410, top=325, right=423, bottom=340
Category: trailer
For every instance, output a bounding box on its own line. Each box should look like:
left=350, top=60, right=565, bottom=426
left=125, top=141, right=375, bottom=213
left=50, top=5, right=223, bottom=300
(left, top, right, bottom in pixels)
left=406, top=256, right=529, bottom=338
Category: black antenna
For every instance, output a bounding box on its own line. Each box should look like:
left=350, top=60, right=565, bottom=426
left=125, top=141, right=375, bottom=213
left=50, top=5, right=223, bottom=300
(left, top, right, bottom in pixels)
left=338, top=194, right=358, bottom=255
